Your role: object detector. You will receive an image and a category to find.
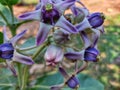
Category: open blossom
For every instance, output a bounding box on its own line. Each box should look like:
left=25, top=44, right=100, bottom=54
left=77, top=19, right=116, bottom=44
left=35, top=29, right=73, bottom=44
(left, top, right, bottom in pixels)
left=44, top=45, right=63, bottom=66
left=0, top=26, right=34, bottom=76
left=19, top=0, right=78, bottom=46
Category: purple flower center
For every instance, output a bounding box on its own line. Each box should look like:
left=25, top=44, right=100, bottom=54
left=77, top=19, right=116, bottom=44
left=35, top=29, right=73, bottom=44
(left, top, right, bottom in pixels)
left=42, top=3, right=60, bottom=25
left=84, top=47, right=99, bottom=62
left=0, top=43, right=14, bottom=59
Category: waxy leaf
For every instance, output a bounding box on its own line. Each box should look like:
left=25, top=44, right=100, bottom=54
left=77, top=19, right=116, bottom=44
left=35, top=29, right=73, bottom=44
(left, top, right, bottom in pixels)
left=0, top=68, right=17, bottom=90
left=0, top=3, right=18, bottom=26
left=19, top=37, right=36, bottom=55
left=30, top=72, right=104, bottom=90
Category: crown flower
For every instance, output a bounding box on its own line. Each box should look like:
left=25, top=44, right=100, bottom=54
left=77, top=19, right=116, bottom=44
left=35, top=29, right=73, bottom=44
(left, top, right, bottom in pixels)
left=19, top=0, right=78, bottom=46
left=15, top=0, right=106, bottom=89
left=0, top=26, right=34, bottom=76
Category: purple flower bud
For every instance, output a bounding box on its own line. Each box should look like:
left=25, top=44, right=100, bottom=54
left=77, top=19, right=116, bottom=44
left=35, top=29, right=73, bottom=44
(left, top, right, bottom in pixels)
left=59, top=67, right=79, bottom=89
left=88, top=12, right=105, bottom=28
left=53, top=29, right=70, bottom=44
left=44, top=45, right=63, bottom=66
left=66, top=75, right=79, bottom=89
left=0, top=43, right=14, bottom=59
left=42, top=3, right=60, bottom=25
left=84, top=47, right=99, bottom=62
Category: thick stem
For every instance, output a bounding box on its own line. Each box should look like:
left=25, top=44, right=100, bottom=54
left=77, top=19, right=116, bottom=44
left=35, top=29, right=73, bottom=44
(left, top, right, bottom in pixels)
left=21, top=41, right=50, bottom=90
left=9, top=5, right=17, bottom=36
left=21, top=66, right=29, bottom=90
left=17, top=63, right=22, bottom=89
left=9, top=5, right=14, bottom=24
left=10, top=26, right=16, bottom=36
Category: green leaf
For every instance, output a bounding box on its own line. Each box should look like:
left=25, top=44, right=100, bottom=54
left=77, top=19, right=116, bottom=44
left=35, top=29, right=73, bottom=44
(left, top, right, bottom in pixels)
left=0, top=3, right=12, bottom=26
left=0, top=68, right=17, bottom=90
left=0, top=19, right=6, bottom=25
left=29, top=72, right=63, bottom=90
left=0, top=32, right=3, bottom=44
left=19, top=37, right=37, bottom=55
left=0, top=3, right=18, bottom=26
left=64, top=74, right=104, bottom=90
left=77, top=74, right=104, bottom=90
left=0, top=0, right=19, bottom=5
left=30, top=72, right=104, bottom=90
left=36, top=72, right=64, bottom=86
left=21, top=37, right=35, bottom=48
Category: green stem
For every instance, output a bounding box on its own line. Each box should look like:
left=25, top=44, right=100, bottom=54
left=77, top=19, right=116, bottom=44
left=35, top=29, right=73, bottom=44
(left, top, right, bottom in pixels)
left=9, top=5, right=18, bottom=36
left=0, top=84, right=13, bottom=86
left=75, top=61, right=88, bottom=74
left=9, top=5, right=14, bottom=24
left=21, top=41, right=50, bottom=90
left=10, top=26, right=16, bottom=36
left=32, top=41, right=49, bottom=60
left=31, top=85, right=50, bottom=89
left=17, top=63, right=22, bottom=88
left=18, top=45, right=37, bottom=51
left=21, top=66, right=29, bottom=90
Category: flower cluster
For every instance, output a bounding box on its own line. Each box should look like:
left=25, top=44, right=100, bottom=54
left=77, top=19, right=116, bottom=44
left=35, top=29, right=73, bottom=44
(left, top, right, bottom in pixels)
left=19, top=0, right=105, bottom=89
left=0, top=0, right=105, bottom=89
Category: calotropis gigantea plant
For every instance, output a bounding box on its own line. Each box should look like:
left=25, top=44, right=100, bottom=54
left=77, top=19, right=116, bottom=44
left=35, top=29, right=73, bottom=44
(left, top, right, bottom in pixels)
left=0, top=0, right=105, bottom=90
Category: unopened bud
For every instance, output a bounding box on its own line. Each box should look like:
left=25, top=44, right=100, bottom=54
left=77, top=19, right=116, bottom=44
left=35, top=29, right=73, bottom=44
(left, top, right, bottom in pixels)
left=44, top=45, right=63, bottom=66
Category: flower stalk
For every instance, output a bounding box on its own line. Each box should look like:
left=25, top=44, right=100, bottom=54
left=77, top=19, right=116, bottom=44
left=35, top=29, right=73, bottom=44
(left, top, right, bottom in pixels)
left=21, top=39, right=50, bottom=90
